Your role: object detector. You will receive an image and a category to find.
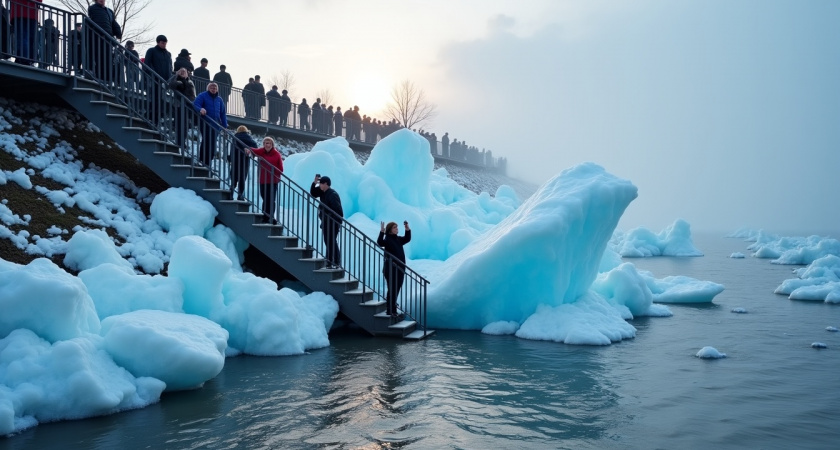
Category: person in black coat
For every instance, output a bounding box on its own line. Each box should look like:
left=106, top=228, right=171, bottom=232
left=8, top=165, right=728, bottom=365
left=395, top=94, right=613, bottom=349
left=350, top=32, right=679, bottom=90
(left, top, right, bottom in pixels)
left=87, top=0, right=122, bottom=81
left=231, top=125, right=258, bottom=200
left=123, top=40, right=140, bottom=89
left=144, top=35, right=172, bottom=124
left=377, top=220, right=411, bottom=316
left=311, top=98, right=322, bottom=133
left=212, top=65, right=232, bottom=104
left=173, top=48, right=193, bottom=74
left=40, top=18, right=59, bottom=69
left=298, top=98, right=310, bottom=131
left=266, top=85, right=282, bottom=124
left=254, top=75, right=266, bottom=119
left=242, top=78, right=257, bottom=119
left=310, top=175, right=343, bottom=268
left=279, top=89, right=291, bottom=127
left=193, top=57, right=210, bottom=80
left=333, top=106, right=343, bottom=136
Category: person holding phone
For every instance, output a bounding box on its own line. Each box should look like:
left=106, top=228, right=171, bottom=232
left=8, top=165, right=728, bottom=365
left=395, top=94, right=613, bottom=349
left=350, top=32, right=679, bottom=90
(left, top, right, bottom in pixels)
left=310, top=174, right=343, bottom=268
left=377, top=220, right=411, bottom=317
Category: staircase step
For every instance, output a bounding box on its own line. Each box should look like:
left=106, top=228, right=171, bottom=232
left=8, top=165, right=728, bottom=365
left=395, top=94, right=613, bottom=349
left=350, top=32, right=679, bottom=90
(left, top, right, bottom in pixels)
left=138, top=138, right=175, bottom=145
left=388, top=320, right=417, bottom=330
left=268, top=236, right=298, bottom=246
left=73, top=87, right=116, bottom=99
left=154, top=151, right=182, bottom=157
left=171, top=164, right=207, bottom=171
left=360, top=299, right=386, bottom=307
left=252, top=223, right=283, bottom=230
left=106, top=113, right=131, bottom=120
left=90, top=100, right=127, bottom=110
left=219, top=199, right=250, bottom=205
left=405, top=329, right=435, bottom=340
left=124, top=126, right=160, bottom=136
left=329, top=277, right=358, bottom=286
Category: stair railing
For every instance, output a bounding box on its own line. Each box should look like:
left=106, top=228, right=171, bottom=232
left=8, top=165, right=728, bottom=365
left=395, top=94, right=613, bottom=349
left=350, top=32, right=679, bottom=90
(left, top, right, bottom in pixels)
left=38, top=3, right=430, bottom=335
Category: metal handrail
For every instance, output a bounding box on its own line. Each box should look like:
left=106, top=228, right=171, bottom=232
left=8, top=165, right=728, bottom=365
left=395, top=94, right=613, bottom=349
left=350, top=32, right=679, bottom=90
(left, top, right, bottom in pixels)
left=1, top=0, right=430, bottom=334
left=191, top=78, right=506, bottom=173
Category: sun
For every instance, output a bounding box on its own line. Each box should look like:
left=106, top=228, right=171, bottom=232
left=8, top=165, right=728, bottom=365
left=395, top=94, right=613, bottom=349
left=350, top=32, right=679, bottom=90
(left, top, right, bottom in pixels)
left=350, top=74, right=392, bottom=118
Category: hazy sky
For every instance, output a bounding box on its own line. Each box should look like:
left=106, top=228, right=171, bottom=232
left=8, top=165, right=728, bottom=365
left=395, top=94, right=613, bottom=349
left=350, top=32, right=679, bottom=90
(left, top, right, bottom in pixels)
left=47, top=0, right=839, bottom=234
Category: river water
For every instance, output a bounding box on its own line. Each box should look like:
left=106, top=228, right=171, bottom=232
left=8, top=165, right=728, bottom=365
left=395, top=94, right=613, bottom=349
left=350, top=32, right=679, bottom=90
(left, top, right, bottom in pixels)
left=3, top=234, right=839, bottom=449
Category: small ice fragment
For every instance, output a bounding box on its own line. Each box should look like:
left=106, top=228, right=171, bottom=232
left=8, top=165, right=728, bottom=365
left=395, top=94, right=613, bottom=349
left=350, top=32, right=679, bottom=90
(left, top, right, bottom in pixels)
left=731, top=307, right=747, bottom=314
left=696, top=346, right=726, bottom=359
left=826, top=326, right=838, bottom=332
left=730, top=252, right=745, bottom=259
left=811, top=342, right=828, bottom=349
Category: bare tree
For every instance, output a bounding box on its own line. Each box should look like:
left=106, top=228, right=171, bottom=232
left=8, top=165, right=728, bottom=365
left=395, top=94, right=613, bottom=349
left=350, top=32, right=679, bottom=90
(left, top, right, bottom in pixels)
left=56, top=0, right=156, bottom=46
left=316, top=88, right=334, bottom=107
left=270, top=69, right=296, bottom=94
left=385, top=80, right=437, bottom=129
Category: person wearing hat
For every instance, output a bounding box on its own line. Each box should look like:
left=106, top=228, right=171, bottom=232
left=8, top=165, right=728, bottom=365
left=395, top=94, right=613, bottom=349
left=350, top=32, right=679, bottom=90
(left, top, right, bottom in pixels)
left=193, top=57, right=209, bottom=80
left=310, top=175, right=344, bottom=269
left=173, top=48, right=193, bottom=75
left=144, top=35, right=172, bottom=123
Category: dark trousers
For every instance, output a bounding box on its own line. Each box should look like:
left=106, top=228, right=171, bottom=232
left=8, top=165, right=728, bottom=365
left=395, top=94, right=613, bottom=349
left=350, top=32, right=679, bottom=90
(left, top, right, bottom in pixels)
left=384, top=265, right=405, bottom=315
left=321, top=216, right=340, bottom=266
left=259, top=183, right=278, bottom=222
left=174, top=108, right=187, bottom=149
left=199, top=126, right=217, bottom=166
left=230, top=154, right=249, bottom=198
left=12, top=18, right=36, bottom=65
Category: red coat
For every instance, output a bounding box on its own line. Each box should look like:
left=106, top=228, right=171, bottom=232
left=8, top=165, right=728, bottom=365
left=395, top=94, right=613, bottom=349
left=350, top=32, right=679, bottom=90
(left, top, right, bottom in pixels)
left=251, top=147, right=283, bottom=184
left=9, top=0, right=41, bottom=20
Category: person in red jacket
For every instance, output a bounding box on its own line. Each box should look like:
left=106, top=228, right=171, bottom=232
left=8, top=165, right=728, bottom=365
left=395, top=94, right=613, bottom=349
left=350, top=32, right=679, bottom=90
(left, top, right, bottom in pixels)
left=248, top=137, right=283, bottom=224
left=9, top=0, right=41, bottom=66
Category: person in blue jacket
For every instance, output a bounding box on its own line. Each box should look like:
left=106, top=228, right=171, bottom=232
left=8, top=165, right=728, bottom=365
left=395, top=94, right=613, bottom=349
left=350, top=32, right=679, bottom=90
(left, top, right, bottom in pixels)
left=377, top=220, right=411, bottom=316
left=193, top=82, right=228, bottom=166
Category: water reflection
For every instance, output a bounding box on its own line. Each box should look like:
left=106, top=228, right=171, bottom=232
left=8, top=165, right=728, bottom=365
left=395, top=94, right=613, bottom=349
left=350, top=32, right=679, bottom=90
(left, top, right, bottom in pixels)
left=3, top=330, right=622, bottom=449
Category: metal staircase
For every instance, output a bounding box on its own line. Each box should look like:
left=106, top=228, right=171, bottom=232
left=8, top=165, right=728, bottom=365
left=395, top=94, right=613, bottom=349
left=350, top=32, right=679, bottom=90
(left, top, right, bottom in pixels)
left=0, top=3, right=432, bottom=340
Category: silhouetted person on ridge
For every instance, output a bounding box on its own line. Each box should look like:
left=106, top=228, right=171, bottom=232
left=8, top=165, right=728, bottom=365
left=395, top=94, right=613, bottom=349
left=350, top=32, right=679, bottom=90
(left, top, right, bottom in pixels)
left=267, top=85, right=282, bottom=124
left=298, top=98, right=311, bottom=131
left=279, top=89, right=291, bottom=126
left=333, top=106, right=343, bottom=136
left=212, top=64, right=233, bottom=104
left=254, top=75, right=266, bottom=120
left=193, top=58, right=210, bottom=80
left=312, top=98, right=322, bottom=133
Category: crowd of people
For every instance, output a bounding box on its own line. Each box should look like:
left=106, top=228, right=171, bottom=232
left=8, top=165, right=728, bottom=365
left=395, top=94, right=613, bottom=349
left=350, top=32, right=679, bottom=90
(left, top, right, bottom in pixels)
left=0, top=0, right=460, bottom=319
left=0, top=0, right=504, bottom=172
